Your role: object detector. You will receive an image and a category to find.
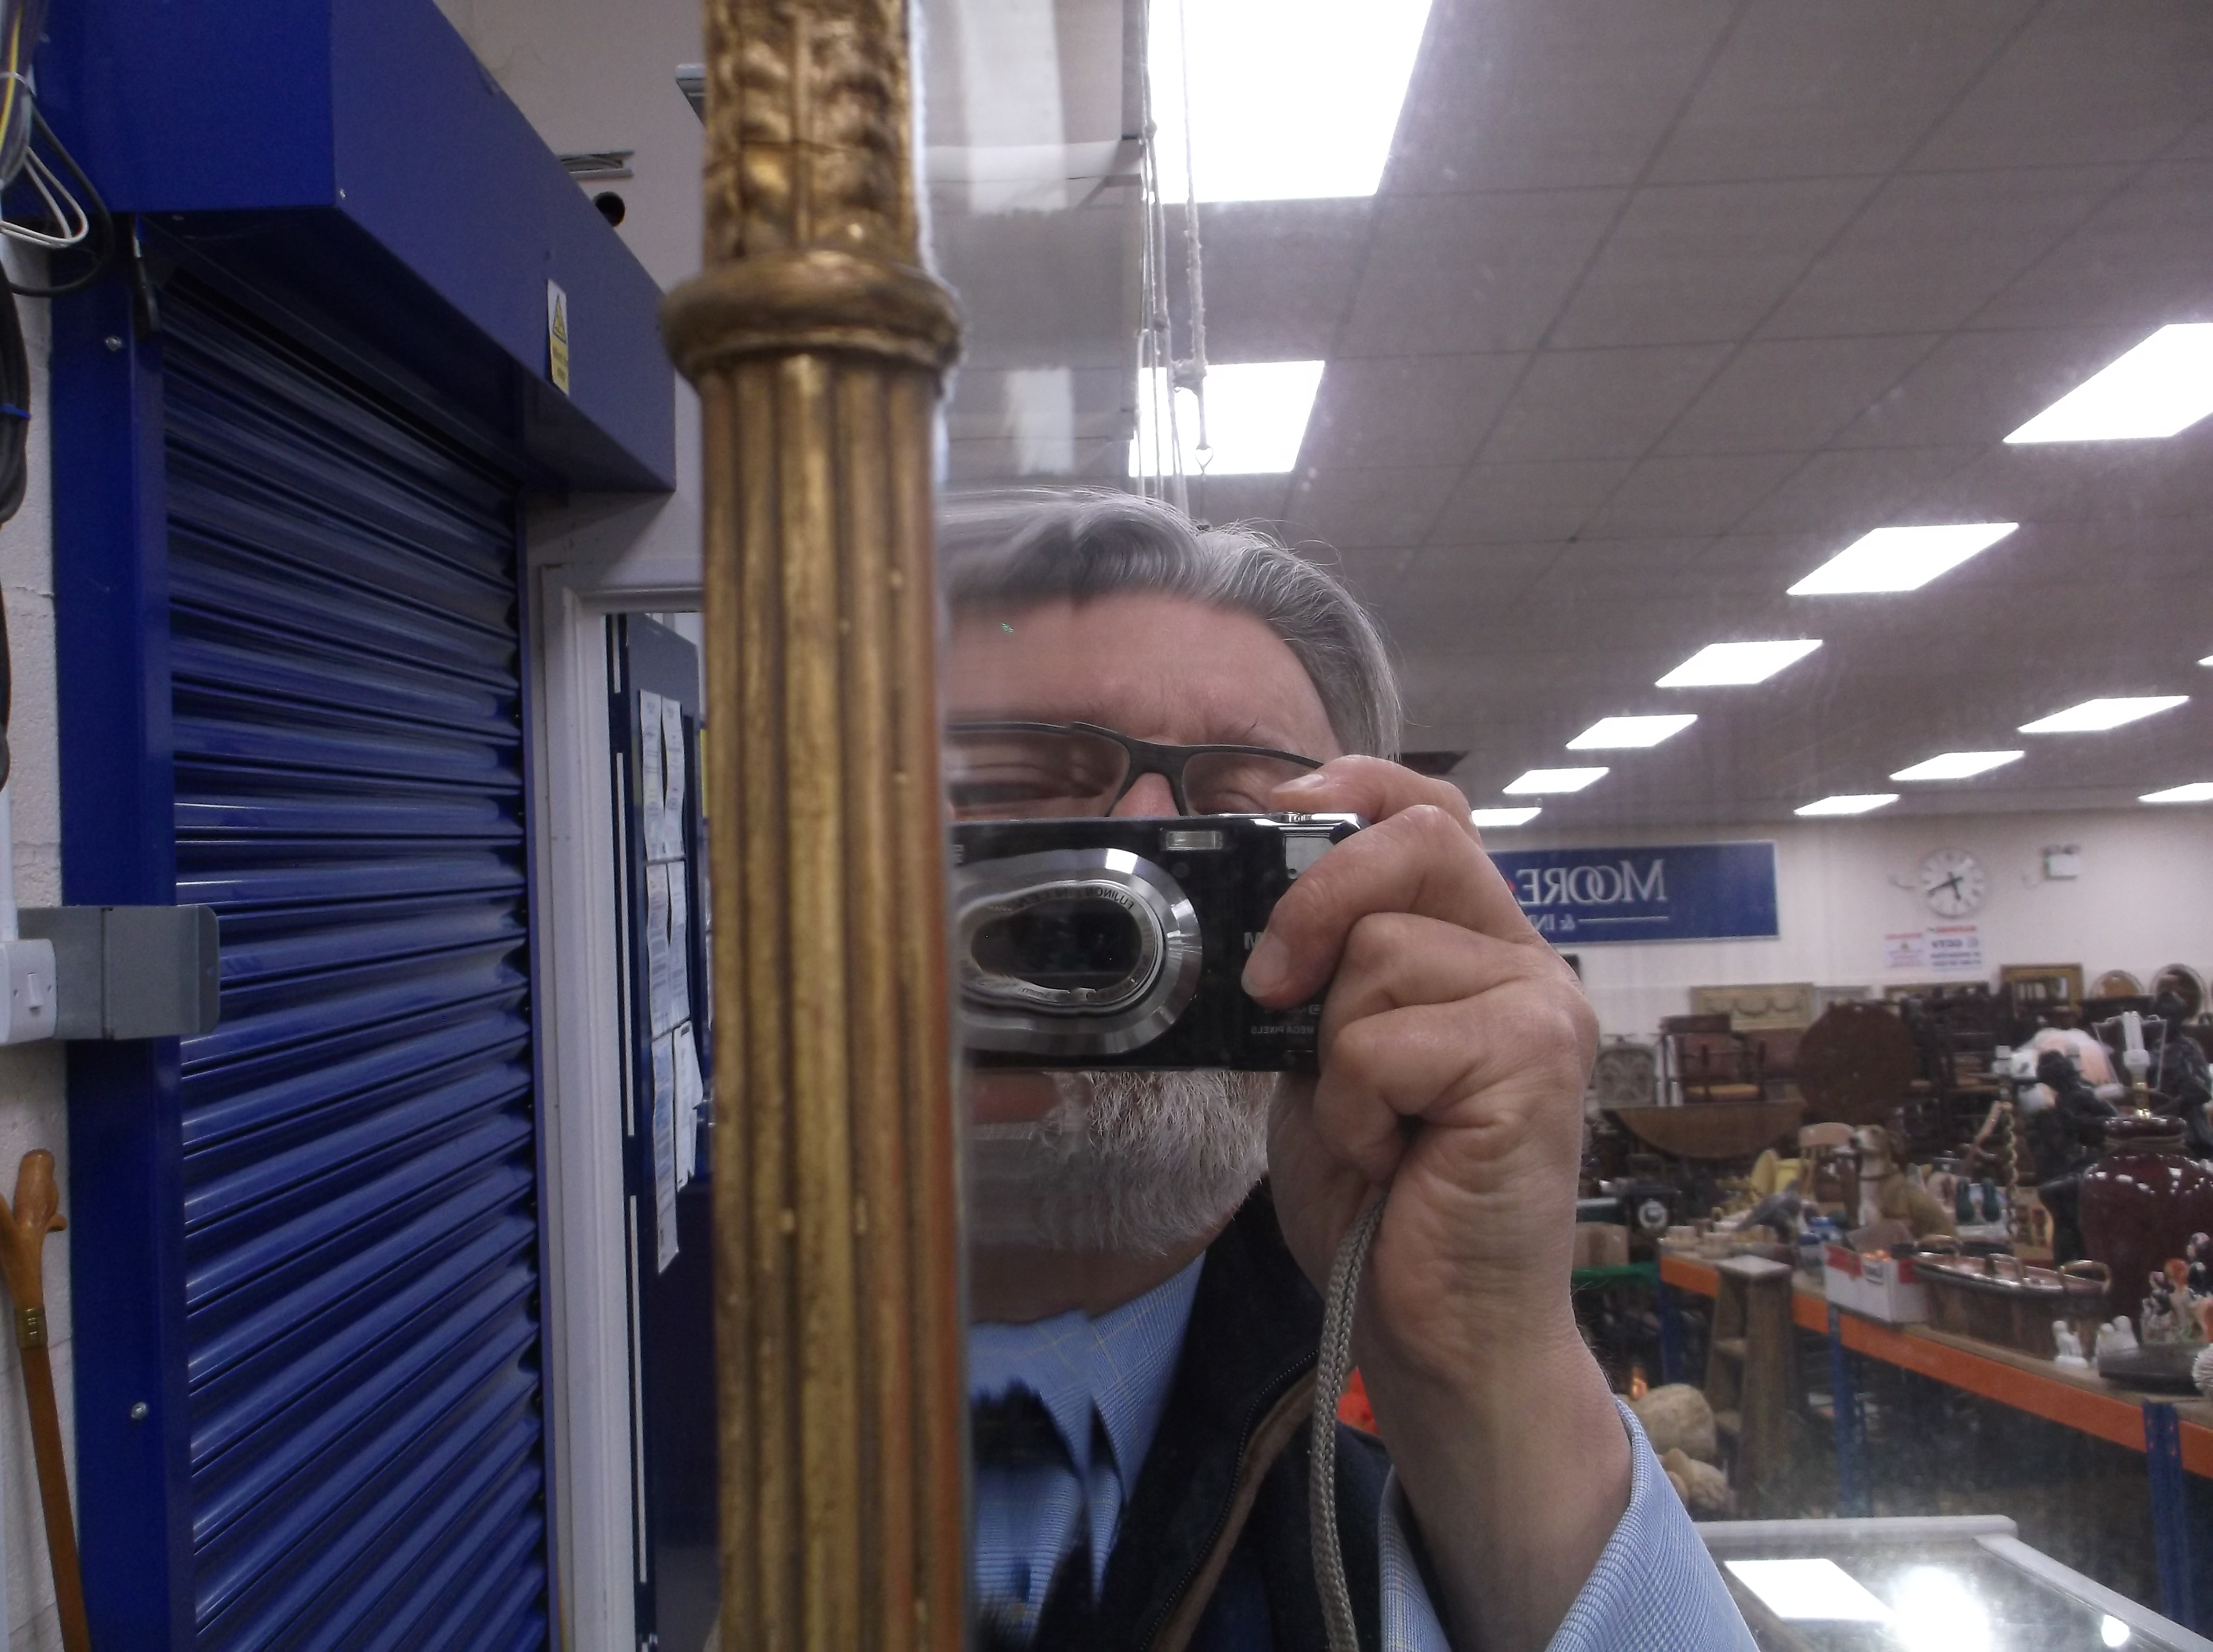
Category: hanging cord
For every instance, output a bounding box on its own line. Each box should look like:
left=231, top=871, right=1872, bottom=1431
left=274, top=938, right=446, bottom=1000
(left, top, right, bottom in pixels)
left=1170, top=0, right=1212, bottom=518
left=1, top=111, right=114, bottom=296
left=1310, top=1192, right=1386, bottom=1652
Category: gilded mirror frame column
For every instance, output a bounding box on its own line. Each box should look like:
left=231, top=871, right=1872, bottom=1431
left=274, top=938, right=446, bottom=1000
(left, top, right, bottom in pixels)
left=661, top=1, right=964, bottom=1646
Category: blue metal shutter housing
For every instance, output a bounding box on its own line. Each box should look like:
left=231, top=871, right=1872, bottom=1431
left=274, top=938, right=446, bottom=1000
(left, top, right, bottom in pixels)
left=162, top=276, right=548, bottom=1648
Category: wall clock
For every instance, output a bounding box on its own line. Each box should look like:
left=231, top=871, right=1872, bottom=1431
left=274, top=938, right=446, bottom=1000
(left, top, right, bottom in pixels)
left=1919, top=848, right=1986, bottom=918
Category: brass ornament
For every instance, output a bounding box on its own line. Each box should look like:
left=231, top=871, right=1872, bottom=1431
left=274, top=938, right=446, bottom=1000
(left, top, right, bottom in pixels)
left=665, top=1, right=964, bottom=1648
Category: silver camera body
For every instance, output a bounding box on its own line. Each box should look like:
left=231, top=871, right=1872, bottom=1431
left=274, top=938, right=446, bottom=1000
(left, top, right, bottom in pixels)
left=952, top=813, right=1360, bottom=1069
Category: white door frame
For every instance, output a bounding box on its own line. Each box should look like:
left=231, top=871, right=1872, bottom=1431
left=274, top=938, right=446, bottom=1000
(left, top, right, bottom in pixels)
left=526, top=457, right=705, bottom=1651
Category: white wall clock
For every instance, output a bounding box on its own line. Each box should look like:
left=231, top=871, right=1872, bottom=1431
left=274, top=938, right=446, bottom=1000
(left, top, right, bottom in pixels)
left=1919, top=848, right=1986, bottom=918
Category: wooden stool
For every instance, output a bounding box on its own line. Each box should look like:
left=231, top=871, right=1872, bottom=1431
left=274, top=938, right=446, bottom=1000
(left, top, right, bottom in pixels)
left=1703, top=1255, right=1801, bottom=1511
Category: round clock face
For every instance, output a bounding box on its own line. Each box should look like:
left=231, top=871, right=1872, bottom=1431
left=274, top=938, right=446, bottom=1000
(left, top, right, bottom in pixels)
left=1920, top=848, right=1987, bottom=918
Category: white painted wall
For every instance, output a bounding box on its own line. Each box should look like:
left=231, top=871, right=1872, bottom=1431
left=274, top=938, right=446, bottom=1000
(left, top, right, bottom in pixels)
left=0, top=252, right=71, bottom=1652
left=1494, top=808, right=2213, bottom=1039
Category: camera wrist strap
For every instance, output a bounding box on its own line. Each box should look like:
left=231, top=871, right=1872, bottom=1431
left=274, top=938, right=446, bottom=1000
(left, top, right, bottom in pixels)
left=1308, top=1191, right=1386, bottom=1652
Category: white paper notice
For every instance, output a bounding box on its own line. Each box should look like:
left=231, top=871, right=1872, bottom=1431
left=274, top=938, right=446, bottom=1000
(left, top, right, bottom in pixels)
left=1927, top=923, right=1983, bottom=974
left=673, top=1020, right=704, bottom=1188
left=645, top=862, right=673, bottom=1034
left=638, top=690, right=667, bottom=857
left=661, top=697, right=687, bottom=859
left=651, top=1031, right=679, bottom=1268
left=667, top=865, right=691, bottom=1025
left=1883, top=931, right=1929, bottom=972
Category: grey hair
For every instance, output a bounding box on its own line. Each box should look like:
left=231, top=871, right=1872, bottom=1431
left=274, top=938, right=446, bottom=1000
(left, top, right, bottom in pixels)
left=937, top=490, right=1402, bottom=759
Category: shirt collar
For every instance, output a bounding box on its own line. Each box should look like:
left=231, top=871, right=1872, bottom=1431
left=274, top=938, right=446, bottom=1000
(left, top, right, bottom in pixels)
left=969, top=1254, right=1205, bottom=1486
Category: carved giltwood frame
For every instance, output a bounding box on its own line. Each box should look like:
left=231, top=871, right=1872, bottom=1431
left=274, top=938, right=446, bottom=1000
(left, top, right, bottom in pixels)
left=662, top=2, right=965, bottom=1645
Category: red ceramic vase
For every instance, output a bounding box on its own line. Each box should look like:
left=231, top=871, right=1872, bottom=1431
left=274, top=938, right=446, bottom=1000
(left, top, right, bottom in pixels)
left=2079, top=1115, right=2213, bottom=1332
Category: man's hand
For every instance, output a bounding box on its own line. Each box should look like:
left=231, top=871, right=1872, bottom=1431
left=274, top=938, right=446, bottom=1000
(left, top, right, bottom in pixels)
left=1247, top=757, right=1628, bottom=1651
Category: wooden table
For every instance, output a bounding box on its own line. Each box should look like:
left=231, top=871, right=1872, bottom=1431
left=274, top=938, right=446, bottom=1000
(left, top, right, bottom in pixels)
left=1659, top=1248, right=2213, bottom=1628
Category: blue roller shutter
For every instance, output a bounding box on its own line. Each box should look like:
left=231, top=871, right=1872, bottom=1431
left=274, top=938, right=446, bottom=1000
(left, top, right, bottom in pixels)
left=161, top=275, right=549, bottom=1650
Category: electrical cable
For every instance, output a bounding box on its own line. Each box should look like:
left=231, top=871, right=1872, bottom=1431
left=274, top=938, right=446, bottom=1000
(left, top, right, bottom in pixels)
left=0, top=111, right=113, bottom=297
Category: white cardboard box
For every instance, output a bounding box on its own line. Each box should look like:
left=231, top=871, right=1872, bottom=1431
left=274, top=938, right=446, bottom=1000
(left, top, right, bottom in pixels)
left=1823, top=1243, right=1930, bottom=1324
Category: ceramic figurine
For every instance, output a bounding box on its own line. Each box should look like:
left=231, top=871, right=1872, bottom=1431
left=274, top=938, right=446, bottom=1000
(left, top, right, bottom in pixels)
left=2094, top=1318, right=2140, bottom=1357
left=1852, top=1125, right=1957, bottom=1239
left=2052, top=1323, right=2090, bottom=1369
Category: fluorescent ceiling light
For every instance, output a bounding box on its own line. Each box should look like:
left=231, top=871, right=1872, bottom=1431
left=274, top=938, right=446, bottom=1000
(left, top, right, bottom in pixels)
left=2006, top=324, right=2213, bottom=443
left=1470, top=806, right=1542, bottom=828
left=1891, top=750, right=2023, bottom=782
left=2201, top=655, right=2213, bottom=668
left=1788, top=523, right=2017, bottom=595
left=1149, top=0, right=1434, bottom=202
left=1566, top=714, right=1695, bottom=750
left=1130, top=360, right=1324, bottom=477
left=2103, top=1616, right=2133, bottom=1649
left=1656, top=640, right=1821, bottom=688
left=2142, top=782, right=2213, bottom=803
left=1795, top=793, right=1898, bottom=816
left=1502, top=767, right=1607, bottom=795
left=1723, top=1560, right=1891, bottom=1623
left=2019, top=695, right=2187, bottom=733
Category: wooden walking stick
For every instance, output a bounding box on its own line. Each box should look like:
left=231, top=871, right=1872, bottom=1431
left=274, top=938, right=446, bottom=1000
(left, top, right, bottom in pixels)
left=0, top=1151, right=89, bottom=1652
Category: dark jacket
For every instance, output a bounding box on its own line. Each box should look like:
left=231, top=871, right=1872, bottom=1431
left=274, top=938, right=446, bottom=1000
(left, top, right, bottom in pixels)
left=1032, top=1186, right=1408, bottom=1652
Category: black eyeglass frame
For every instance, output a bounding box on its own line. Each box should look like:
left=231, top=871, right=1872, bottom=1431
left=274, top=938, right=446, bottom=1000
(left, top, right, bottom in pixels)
left=944, top=719, right=1323, bottom=815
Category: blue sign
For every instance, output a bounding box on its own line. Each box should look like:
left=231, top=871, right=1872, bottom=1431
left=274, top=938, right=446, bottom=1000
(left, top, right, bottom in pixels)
left=1487, top=841, right=1778, bottom=944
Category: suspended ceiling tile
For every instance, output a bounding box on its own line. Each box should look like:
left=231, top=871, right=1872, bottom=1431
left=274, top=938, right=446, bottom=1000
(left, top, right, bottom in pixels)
left=1171, top=200, right=1375, bottom=364
left=1828, top=326, right=2151, bottom=449
left=1427, top=458, right=1633, bottom=543
left=1577, top=451, right=1804, bottom=538
left=1645, top=0, right=2038, bottom=184
left=1385, top=0, right=1737, bottom=193
left=933, top=206, right=1140, bottom=370
left=1302, top=353, right=1527, bottom=470
left=1919, top=440, right=2213, bottom=525
left=1189, top=475, right=1291, bottom=526
left=1658, top=335, right=1941, bottom=456
left=1760, top=166, right=2128, bottom=339
left=1300, top=546, right=1417, bottom=611
left=1338, top=188, right=1627, bottom=356
left=1478, top=344, right=1731, bottom=462
left=1280, top=464, right=1464, bottom=549
left=1907, top=0, right=2213, bottom=171
left=1972, top=160, right=2213, bottom=331
left=1548, top=177, right=1876, bottom=349
left=1725, top=444, right=1984, bottom=538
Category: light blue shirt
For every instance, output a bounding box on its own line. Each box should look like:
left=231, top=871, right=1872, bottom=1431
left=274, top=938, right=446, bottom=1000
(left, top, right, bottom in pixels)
left=973, top=1255, right=1754, bottom=1649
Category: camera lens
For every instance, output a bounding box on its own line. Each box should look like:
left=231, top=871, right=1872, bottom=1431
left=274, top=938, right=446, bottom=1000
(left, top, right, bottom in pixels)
left=972, top=897, right=1145, bottom=993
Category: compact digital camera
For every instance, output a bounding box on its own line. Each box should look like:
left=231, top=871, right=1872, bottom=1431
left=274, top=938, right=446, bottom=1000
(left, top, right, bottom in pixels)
left=951, top=813, right=1361, bottom=1070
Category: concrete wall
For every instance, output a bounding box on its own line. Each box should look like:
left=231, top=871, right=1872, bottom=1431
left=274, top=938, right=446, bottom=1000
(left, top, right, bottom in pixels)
left=1494, top=807, right=2213, bottom=1039
left=0, top=252, right=70, bottom=1652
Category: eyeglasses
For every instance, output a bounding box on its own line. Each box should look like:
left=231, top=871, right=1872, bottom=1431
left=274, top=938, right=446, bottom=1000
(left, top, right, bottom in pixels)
left=944, top=721, right=1322, bottom=819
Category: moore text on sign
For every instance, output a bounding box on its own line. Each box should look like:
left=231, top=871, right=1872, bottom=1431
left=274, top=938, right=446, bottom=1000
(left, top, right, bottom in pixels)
left=1486, top=841, right=1779, bottom=944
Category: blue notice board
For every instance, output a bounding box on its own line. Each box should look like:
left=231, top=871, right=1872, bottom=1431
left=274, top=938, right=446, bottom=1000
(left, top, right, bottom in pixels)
left=1487, top=841, right=1778, bottom=944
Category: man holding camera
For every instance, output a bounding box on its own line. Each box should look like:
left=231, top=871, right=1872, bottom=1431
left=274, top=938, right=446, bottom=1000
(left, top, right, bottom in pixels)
left=946, top=493, right=1748, bottom=1650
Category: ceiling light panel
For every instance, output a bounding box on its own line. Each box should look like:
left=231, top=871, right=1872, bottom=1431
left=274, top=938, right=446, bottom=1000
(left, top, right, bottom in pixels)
left=1788, top=523, right=2017, bottom=595
left=1566, top=714, right=1696, bottom=749
left=1503, top=767, right=1608, bottom=794
left=1890, top=751, right=2023, bottom=781
left=2006, top=324, right=2213, bottom=443
left=1470, top=807, right=1542, bottom=827
left=1795, top=793, right=1898, bottom=816
left=2018, top=696, right=2187, bottom=733
left=1148, top=0, right=1434, bottom=203
left=2141, top=782, right=2213, bottom=803
left=1656, top=640, right=1821, bottom=688
left=1129, top=360, right=1325, bottom=476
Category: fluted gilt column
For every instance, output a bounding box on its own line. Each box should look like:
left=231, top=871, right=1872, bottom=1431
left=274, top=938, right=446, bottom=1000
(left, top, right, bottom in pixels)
left=660, top=1, right=964, bottom=1647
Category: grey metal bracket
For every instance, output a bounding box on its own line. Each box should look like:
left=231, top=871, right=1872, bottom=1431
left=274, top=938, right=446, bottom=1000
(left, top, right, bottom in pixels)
left=17, top=906, right=221, bottom=1040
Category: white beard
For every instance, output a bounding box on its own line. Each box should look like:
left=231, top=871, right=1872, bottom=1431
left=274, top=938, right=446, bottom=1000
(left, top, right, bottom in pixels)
left=966, top=1069, right=1275, bottom=1257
